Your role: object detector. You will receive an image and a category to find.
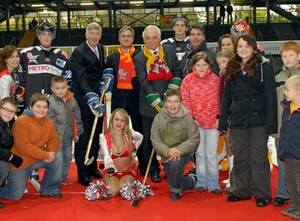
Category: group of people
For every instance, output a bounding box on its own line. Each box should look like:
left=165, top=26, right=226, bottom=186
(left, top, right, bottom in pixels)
left=0, top=14, right=299, bottom=220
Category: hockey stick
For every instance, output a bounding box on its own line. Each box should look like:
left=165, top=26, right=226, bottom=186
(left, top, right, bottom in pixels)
left=84, top=88, right=106, bottom=166
left=131, top=147, right=155, bottom=207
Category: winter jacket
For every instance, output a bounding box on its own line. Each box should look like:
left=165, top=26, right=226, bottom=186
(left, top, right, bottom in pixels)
left=179, top=41, right=219, bottom=78
left=151, top=105, right=200, bottom=163
left=278, top=99, right=300, bottom=160
left=11, top=110, right=60, bottom=170
left=0, top=118, right=14, bottom=162
left=218, top=59, right=277, bottom=134
left=273, top=63, right=300, bottom=138
left=181, top=69, right=220, bottom=129
left=48, top=90, right=83, bottom=148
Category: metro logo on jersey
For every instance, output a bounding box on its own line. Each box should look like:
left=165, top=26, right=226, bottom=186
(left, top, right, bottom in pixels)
left=28, top=64, right=63, bottom=76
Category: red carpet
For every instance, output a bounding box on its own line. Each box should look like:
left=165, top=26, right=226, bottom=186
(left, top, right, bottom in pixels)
left=0, top=162, right=291, bottom=221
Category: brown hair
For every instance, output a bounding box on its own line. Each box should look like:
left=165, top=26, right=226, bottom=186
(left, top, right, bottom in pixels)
left=280, top=41, right=300, bottom=55
left=218, top=34, right=236, bottom=52
left=191, top=51, right=213, bottom=68
left=118, top=26, right=135, bottom=38
left=217, top=49, right=235, bottom=61
left=29, top=92, right=49, bottom=108
left=51, top=76, right=67, bottom=86
left=0, top=45, right=19, bottom=72
left=107, top=108, right=133, bottom=152
left=226, top=35, right=262, bottom=79
left=0, top=97, right=18, bottom=110
left=188, top=24, right=206, bottom=36
left=165, top=88, right=182, bottom=102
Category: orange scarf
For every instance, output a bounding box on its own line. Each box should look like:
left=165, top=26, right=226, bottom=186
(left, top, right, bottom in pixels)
left=143, top=45, right=173, bottom=81
left=117, top=46, right=136, bottom=90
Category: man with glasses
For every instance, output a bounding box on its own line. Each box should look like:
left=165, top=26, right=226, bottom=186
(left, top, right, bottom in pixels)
left=18, top=21, right=70, bottom=182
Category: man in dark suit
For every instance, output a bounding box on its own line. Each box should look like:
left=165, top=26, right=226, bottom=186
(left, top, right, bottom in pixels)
left=135, top=25, right=180, bottom=182
left=105, top=26, right=146, bottom=174
left=70, top=22, right=105, bottom=186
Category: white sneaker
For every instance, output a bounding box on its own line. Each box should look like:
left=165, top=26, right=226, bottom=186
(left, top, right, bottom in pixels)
left=24, top=188, right=28, bottom=194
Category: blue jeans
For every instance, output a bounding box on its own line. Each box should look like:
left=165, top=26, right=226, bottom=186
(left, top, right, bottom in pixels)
left=163, top=154, right=194, bottom=193
left=0, top=151, right=63, bottom=200
left=275, top=138, right=289, bottom=199
left=60, top=145, right=72, bottom=181
left=196, top=127, right=220, bottom=191
left=0, top=160, right=10, bottom=185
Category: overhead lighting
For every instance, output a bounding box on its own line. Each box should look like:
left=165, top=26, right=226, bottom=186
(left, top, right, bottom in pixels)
left=38, top=10, right=55, bottom=14
left=130, top=1, right=143, bottom=4
left=179, top=0, right=193, bottom=2
left=80, top=3, right=94, bottom=5
left=31, top=4, right=45, bottom=7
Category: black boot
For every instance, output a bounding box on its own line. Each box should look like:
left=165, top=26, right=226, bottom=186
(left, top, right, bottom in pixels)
left=0, top=202, right=4, bottom=209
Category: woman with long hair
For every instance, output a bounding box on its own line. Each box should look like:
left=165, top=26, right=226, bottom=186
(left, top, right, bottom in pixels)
left=0, top=45, right=20, bottom=99
left=99, top=108, right=143, bottom=197
left=218, top=35, right=277, bottom=207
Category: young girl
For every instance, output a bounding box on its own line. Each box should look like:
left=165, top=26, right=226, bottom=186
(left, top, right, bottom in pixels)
left=216, top=49, right=235, bottom=193
left=218, top=34, right=236, bottom=53
left=0, top=97, right=23, bottom=208
left=0, top=45, right=20, bottom=99
left=181, top=51, right=221, bottom=194
left=99, top=108, right=143, bottom=198
left=218, top=35, right=277, bottom=207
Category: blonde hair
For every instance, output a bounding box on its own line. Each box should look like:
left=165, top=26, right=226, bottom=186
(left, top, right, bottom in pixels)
left=217, top=49, right=235, bottom=61
left=285, top=75, right=300, bottom=90
left=51, top=76, right=67, bottom=86
left=107, top=108, right=133, bottom=151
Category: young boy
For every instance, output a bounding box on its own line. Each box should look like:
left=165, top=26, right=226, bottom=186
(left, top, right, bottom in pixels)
left=150, top=88, right=200, bottom=201
left=48, top=76, right=83, bottom=186
left=277, top=75, right=300, bottom=219
left=273, top=41, right=300, bottom=206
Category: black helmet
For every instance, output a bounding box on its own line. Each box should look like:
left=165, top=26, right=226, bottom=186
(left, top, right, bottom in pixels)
left=37, top=22, right=55, bottom=36
left=172, top=14, right=189, bottom=26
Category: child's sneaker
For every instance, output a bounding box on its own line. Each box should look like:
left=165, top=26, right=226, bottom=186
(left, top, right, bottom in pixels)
left=30, top=169, right=39, bottom=181
left=281, top=207, right=296, bottom=217
left=62, top=179, right=73, bottom=186
left=290, top=210, right=300, bottom=220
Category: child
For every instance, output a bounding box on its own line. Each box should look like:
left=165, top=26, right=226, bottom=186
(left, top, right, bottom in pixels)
left=218, top=35, right=277, bottom=207
left=278, top=75, right=300, bottom=219
left=48, top=76, right=83, bottom=186
left=0, top=97, right=23, bottom=208
left=99, top=108, right=143, bottom=198
left=151, top=88, right=200, bottom=201
left=273, top=41, right=300, bottom=207
left=0, top=93, right=61, bottom=200
left=180, top=51, right=222, bottom=194
left=216, top=49, right=235, bottom=194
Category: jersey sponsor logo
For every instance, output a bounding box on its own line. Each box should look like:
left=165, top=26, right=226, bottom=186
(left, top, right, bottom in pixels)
left=27, top=52, right=39, bottom=64
left=56, top=58, right=66, bottom=68
left=28, top=64, right=63, bottom=76
left=176, top=52, right=185, bottom=61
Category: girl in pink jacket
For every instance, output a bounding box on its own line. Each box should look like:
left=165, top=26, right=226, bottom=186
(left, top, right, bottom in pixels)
left=181, top=51, right=221, bottom=194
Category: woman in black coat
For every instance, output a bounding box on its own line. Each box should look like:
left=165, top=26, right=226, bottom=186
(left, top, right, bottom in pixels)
left=218, top=35, right=277, bottom=207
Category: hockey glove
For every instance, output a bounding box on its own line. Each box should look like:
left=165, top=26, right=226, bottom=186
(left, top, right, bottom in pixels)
left=86, top=92, right=105, bottom=117
left=98, top=68, right=114, bottom=94
left=146, top=93, right=164, bottom=113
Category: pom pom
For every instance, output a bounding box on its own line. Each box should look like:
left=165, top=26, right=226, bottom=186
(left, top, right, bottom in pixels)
left=85, top=180, right=112, bottom=201
left=120, top=180, right=153, bottom=200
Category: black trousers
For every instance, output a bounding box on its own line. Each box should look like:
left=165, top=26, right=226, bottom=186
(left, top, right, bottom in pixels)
left=141, top=115, right=161, bottom=175
left=231, top=126, right=272, bottom=201
left=74, top=93, right=103, bottom=180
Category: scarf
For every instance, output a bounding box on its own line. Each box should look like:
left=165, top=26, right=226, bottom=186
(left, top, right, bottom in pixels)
left=117, top=45, right=136, bottom=90
left=143, top=45, right=173, bottom=81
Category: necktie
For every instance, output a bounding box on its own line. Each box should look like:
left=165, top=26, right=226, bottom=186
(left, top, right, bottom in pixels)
left=93, top=48, right=99, bottom=59
left=153, top=50, right=157, bottom=55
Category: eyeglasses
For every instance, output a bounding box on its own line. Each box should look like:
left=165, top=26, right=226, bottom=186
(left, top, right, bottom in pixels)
left=1, top=106, right=17, bottom=115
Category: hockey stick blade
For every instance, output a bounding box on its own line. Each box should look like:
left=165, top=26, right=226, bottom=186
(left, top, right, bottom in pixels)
left=30, top=178, right=41, bottom=192
left=131, top=197, right=141, bottom=207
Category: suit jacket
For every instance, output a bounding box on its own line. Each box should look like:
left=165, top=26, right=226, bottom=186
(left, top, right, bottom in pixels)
left=134, top=45, right=180, bottom=117
left=70, top=41, right=105, bottom=98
